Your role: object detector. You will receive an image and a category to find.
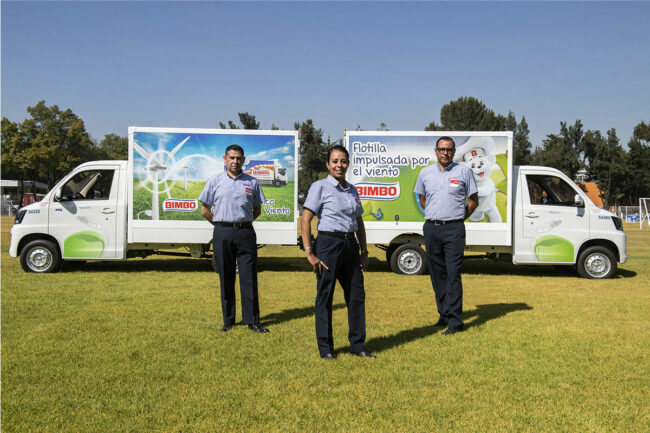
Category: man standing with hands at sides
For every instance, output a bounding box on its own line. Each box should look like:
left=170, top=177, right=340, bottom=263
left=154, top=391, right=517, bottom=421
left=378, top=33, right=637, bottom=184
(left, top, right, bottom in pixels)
left=414, top=137, right=479, bottom=335
left=199, top=144, right=269, bottom=334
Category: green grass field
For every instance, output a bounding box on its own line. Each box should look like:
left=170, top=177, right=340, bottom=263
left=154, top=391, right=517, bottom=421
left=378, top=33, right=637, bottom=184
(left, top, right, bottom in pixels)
left=2, top=217, right=649, bottom=432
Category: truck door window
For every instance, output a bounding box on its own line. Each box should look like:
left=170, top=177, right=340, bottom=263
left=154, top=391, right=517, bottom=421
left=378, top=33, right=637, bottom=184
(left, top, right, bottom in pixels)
left=60, top=170, right=115, bottom=201
left=526, top=175, right=579, bottom=206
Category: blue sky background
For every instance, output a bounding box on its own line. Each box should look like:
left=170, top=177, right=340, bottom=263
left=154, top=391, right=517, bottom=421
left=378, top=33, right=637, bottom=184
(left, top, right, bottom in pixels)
left=2, top=1, right=648, bottom=151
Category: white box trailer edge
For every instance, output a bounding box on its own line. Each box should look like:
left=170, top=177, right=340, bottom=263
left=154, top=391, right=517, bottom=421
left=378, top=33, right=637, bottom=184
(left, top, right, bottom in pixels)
left=9, top=127, right=300, bottom=272
left=346, top=131, right=627, bottom=279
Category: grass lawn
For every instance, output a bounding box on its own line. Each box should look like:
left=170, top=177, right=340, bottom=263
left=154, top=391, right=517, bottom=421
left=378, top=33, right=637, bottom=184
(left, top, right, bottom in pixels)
left=1, top=217, right=649, bottom=432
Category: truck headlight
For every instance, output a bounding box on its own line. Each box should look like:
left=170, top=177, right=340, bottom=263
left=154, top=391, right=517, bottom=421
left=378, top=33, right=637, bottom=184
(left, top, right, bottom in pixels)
left=612, top=216, right=624, bottom=231
left=14, top=209, right=26, bottom=224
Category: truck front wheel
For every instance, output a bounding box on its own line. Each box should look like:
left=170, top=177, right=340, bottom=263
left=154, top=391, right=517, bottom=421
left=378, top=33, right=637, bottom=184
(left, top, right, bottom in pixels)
left=273, top=180, right=281, bottom=187
left=576, top=246, right=616, bottom=279
left=390, top=244, right=428, bottom=275
left=20, top=240, right=62, bottom=273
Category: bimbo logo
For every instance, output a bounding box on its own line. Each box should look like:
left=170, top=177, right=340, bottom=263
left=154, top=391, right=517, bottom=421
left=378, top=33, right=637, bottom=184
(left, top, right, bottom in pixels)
left=163, top=199, right=198, bottom=212
left=354, top=182, right=400, bottom=201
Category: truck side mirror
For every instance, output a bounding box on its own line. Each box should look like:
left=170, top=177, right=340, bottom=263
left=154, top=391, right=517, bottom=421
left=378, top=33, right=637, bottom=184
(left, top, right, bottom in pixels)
left=54, top=188, right=62, bottom=201
left=574, top=194, right=584, bottom=208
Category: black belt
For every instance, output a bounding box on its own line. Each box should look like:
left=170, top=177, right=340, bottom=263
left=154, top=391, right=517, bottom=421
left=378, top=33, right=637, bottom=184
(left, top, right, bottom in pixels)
left=426, top=218, right=464, bottom=225
left=214, top=221, right=253, bottom=229
left=318, top=231, right=356, bottom=239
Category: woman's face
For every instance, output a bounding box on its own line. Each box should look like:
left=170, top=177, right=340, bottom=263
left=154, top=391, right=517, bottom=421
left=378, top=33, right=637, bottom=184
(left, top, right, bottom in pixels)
left=327, top=150, right=349, bottom=181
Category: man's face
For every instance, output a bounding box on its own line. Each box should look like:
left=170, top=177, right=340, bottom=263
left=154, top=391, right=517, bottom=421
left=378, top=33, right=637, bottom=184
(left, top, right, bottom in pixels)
left=435, top=139, right=455, bottom=167
left=224, top=150, right=245, bottom=176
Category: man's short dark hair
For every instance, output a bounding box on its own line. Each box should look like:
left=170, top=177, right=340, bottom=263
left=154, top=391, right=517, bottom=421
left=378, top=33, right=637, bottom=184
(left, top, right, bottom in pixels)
left=327, top=144, right=349, bottom=162
left=225, top=144, right=244, bottom=156
left=436, top=136, right=456, bottom=148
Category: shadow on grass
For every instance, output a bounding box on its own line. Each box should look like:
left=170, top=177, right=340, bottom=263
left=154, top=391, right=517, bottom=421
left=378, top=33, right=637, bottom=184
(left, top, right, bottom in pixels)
left=461, top=259, right=638, bottom=279
left=363, top=302, right=533, bottom=354
left=261, top=303, right=345, bottom=326
left=67, top=256, right=390, bottom=273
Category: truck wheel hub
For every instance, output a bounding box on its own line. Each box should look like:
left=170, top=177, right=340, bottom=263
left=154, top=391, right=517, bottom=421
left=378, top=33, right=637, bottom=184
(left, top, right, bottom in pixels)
left=399, top=251, right=421, bottom=273
left=585, top=253, right=610, bottom=277
left=27, top=248, right=52, bottom=271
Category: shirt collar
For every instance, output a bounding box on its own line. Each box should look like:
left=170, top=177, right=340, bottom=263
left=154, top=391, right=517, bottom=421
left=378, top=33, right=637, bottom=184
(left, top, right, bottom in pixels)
left=225, top=170, right=244, bottom=180
left=437, top=161, right=457, bottom=172
left=326, top=174, right=350, bottom=190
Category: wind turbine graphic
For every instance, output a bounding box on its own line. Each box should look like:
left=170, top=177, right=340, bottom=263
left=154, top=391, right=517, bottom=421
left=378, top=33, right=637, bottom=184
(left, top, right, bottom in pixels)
left=133, top=136, right=190, bottom=220
left=182, top=163, right=195, bottom=191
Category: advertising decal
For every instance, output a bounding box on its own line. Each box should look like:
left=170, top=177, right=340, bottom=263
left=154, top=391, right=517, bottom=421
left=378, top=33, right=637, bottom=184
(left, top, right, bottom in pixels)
left=347, top=133, right=509, bottom=223
left=132, top=131, right=296, bottom=222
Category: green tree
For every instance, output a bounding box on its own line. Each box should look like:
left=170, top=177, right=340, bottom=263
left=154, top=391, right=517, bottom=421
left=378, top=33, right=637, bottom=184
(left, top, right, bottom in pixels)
left=295, top=119, right=327, bottom=198
left=219, top=112, right=260, bottom=130
left=97, top=133, right=128, bottom=160
left=513, top=116, right=533, bottom=165
left=2, top=101, right=96, bottom=188
left=425, top=96, right=507, bottom=131
left=624, top=121, right=650, bottom=204
left=532, top=121, right=583, bottom=179
left=589, top=129, right=627, bottom=206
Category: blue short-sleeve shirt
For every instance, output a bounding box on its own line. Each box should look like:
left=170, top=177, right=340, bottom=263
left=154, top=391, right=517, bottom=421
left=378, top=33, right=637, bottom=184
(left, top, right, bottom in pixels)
left=304, top=175, right=364, bottom=232
left=414, top=162, right=478, bottom=221
left=198, top=171, right=265, bottom=223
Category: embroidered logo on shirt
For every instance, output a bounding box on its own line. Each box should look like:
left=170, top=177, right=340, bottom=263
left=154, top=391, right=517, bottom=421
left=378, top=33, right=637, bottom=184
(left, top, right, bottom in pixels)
left=244, top=187, right=253, bottom=195
left=449, top=177, right=460, bottom=188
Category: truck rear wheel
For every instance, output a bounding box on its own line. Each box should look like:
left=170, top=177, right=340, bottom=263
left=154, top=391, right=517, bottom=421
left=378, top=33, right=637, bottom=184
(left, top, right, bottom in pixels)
left=576, top=246, right=616, bottom=279
left=390, top=244, right=427, bottom=275
left=273, top=180, right=281, bottom=187
left=20, top=240, right=62, bottom=273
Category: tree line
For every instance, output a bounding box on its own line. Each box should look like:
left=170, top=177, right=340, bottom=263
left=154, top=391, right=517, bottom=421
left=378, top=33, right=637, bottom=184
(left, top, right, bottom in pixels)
left=2, top=98, right=649, bottom=206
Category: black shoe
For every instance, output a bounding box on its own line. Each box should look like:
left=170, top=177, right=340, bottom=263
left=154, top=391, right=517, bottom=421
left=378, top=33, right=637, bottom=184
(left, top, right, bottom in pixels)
left=442, top=326, right=463, bottom=335
left=350, top=351, right=377, bottom=358
left=248, top=324, right=270, bottom=333
left=320, top=353, right=337, bottom=360
left=433, top=319, right=448, bottom=327
left=220, top=325, right=232, bottom=332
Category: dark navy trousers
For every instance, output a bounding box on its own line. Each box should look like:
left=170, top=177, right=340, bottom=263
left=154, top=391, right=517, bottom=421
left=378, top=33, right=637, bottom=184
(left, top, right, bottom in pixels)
left=212, top=225, right=260, bottom=327
left=314, top=233, right=367, bottom=355
left=423, top=221, right=466, bottom=328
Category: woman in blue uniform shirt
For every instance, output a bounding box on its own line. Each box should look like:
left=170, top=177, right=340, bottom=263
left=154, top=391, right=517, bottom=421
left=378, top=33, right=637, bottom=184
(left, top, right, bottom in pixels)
left=301, top=145, right=376, bottom=360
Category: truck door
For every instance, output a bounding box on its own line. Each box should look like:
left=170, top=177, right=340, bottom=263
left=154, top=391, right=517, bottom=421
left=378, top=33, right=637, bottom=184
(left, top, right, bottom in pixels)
left=515, top=173, right=588, bottom=263
left=49, top=166, right=122, bottom=259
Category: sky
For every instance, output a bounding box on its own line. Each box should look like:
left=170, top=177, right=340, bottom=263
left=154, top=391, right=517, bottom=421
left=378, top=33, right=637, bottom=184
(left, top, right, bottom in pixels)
left=2, top=1, right=649, bottom=151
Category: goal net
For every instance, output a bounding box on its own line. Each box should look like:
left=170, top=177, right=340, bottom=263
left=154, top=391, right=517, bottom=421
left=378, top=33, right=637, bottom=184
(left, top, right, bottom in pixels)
left=641, top=198, right=650, bottom=229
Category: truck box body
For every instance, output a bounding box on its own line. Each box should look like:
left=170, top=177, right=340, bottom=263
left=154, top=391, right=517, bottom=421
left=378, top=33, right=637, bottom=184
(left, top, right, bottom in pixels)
left=346, top=131, right=513, bottom=246
left=128, top=127, right=298, bottom=246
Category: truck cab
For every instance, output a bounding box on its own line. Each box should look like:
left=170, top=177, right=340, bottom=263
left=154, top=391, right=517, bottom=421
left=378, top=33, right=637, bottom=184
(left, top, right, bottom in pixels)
left=512, top=165, right=626, bottom=278
left=10, top=161, right=128, bottom=272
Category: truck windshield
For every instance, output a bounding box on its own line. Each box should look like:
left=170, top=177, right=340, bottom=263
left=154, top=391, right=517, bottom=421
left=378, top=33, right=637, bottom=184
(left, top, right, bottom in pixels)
left=278, top=168, right=286, bottom=176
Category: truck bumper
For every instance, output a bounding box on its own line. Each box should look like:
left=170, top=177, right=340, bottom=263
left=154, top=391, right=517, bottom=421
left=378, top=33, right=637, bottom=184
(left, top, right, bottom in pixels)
left=9, top=225, right=20, bottom=257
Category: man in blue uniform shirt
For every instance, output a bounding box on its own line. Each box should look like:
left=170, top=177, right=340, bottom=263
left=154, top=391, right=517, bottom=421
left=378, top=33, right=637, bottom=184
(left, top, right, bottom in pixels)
left=199, top=144, right=269, bottom=333
left=414, top=136, right=479, bottom=335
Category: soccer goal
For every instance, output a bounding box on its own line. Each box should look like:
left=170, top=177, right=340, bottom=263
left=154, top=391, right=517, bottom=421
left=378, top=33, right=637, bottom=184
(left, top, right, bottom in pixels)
left=640, top=198, right=650, bottom=229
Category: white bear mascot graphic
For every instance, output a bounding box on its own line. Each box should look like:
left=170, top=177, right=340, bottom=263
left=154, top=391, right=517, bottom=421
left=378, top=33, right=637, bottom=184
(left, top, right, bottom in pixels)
left=453, top=137, right=502, bottom=223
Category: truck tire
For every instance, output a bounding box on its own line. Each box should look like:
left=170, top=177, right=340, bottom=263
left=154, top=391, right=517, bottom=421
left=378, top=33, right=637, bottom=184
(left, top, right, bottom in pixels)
left=20, top=240, right=62, bottom=273
left=390, top=243, right=427, bottom=275
left=273, top=180, right=281, bottom=187
left=385, top=244, right=398, bottom=264
left=576, top=246, right=616, bottom=279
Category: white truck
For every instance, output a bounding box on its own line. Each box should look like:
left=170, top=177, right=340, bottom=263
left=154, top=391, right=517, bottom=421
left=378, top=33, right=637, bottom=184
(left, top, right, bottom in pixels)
left=346, top=131, right=627, bottom=279
left=243, top=159, right=288, bottom=187
left=10, top=127, right=299, bottom=273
